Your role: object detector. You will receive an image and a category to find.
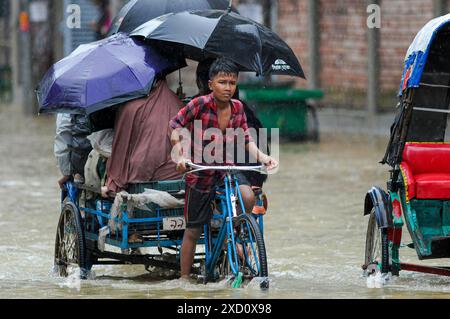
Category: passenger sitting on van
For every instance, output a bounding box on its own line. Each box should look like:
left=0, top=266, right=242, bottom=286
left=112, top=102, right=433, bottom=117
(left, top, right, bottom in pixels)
left=54, top=113, right=92, bottom=188
left=102, top=78, right=183, bottom=196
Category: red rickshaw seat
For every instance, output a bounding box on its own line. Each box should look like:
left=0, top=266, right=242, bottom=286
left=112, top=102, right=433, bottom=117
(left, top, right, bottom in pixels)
left=401, top=143, right=450, bottom=200
left=415, top=174, right=450, bottom=199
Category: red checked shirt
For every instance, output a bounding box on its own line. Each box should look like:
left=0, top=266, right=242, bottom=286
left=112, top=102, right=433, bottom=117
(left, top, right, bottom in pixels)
left=169, top=93, right=253, bottom=192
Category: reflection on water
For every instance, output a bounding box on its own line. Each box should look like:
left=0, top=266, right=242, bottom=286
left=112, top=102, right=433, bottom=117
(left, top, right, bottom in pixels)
left=2, top=105, right=450, bottom=298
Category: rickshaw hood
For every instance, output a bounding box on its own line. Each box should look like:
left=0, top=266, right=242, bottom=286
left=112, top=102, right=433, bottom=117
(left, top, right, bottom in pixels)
left=399, top=13, right=450, bottom=96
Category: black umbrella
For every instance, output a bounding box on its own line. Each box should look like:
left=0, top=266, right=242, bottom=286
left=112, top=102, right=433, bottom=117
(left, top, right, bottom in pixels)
left=108, top=0, right=238, bottom=35
left=130, top=10, right=305, bottom=78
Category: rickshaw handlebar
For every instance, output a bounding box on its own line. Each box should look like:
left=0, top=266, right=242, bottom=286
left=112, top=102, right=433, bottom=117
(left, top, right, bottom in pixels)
left=185, top=161, right=266, bottom=174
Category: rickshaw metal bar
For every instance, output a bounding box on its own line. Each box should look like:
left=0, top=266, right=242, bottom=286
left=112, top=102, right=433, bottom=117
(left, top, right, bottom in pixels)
left=159, top=245, right=179, bottom=251
left=99, top=201, right=106, bottom=226
left=388, top=89, right=415, bottom=192
left=419, top=82, right=450, bottom=89
left=85, top=232, right=184, bottom=248
left=186, top=164, right=265, bottom=172
left=125, top=217, right=167, bottom=223
left=234, top=176, right=247, bottom=217
left=394, top=89, right=415, bottom=165
left=184, top=162, right=266, bottom=177
left=122, top=209, right=129, bottom=249
left=258, top=215, right=264, bottom=235
left=92, top=250, right=180, bottom=269
left=400, top=263, right=450, bottom=277
left=156, top=208, right=161, bottom=243
left=82, top=207, right=119, bottom=221
left=206, top=200, right=229, bottom=272
left=206, top=225, right=226, bottom=271
left=224, top=174, right=240, bottom=275
left=93, top=260, right=128, bottom=265
left=413, top=107, right=450, bottom=114
left=204, top=224, right=210, bottom=269
left=90, top=208, right=95, bottom=230
left=66, top=182, right=79, bottom=204
left=83, top=207, right=174, bottom=224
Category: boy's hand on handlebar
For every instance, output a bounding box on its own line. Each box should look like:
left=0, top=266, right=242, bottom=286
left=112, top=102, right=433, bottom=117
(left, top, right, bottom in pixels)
left=262, top=155, right=278, bottom=171
left=176, top=158, right=189, bottom=173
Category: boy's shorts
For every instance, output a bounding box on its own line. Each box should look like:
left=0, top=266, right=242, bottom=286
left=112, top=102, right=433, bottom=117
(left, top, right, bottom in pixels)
left=184, top=173, right=250, bottom=228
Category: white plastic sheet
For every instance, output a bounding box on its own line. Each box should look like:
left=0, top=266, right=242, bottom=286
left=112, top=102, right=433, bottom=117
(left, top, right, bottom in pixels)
left=87, top=129, right=114, bottom=158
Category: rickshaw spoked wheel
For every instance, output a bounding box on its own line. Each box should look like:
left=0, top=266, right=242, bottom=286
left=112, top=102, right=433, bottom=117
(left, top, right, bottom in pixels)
left=54, top=202, right=89, bottom=279
left=230, top=214, right=268, bottom=288
left=234, top=214, right=268, bottom=278
left=364, top=208, right=390, bottom=277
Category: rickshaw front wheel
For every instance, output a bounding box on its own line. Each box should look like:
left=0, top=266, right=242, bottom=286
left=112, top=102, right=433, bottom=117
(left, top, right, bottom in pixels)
left=213, top=214, right=268, bottom=288
left=364, top=208, right=390, bottom=277
left=54, top=202, right=89, bottom=279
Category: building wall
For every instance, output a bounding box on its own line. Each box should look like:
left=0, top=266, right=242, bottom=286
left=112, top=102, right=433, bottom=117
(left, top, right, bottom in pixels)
left=319, top=0, right=368, bottom=91
left=274, top=0, right=442, bottom=108
left=379, top=0, right=434, bottom=91
left=276, top=0, right=309, bottom=83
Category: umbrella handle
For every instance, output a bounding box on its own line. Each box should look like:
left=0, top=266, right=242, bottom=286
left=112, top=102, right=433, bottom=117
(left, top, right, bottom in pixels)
left=177, top=69, right=184, bottom=100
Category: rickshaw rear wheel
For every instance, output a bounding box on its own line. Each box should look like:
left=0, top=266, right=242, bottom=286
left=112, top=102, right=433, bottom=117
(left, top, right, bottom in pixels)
left=364, top=208, right=390, bottom=277
left=54, top=202, right=89, bottom=279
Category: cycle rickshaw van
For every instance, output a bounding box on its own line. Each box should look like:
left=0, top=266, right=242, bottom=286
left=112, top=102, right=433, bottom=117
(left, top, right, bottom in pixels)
left=363, top=13, right=450, bottom=281
left=54, top=162, right=269, bottom=289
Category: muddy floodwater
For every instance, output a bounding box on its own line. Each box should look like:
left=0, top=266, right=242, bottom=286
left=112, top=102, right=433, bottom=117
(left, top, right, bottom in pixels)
left=2, top=105, right=450, bottom=299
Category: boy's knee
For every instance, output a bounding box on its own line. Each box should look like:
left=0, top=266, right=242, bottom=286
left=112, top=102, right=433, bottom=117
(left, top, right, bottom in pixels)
left=184, top=227, right=202, bottom=241
left=239, top=185, right=255, bottom=214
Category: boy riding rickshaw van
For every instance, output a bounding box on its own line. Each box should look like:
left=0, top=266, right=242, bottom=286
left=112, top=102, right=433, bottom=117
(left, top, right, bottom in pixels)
left=363, top=14, right=450, bottom=284
left=51, top=78, right=271, bottom=289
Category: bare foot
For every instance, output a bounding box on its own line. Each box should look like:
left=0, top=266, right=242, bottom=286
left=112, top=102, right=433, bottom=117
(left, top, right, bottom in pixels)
left=178, top=275, right=197, bottom=285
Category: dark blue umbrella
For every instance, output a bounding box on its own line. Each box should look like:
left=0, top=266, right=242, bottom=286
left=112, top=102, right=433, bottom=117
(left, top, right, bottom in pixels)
left=37, top=33, right=186, bottom=115
left=108, top=0, right=238, bottom=35
left=130, top=10, right=304, bottom=78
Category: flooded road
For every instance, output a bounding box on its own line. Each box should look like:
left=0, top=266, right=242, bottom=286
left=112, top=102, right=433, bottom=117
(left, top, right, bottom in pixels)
left=2, top=104, right=450, bottom=299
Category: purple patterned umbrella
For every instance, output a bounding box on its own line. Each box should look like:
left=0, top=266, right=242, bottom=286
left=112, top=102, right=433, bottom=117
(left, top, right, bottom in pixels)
left=37, top=33, right=186, bottom=115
